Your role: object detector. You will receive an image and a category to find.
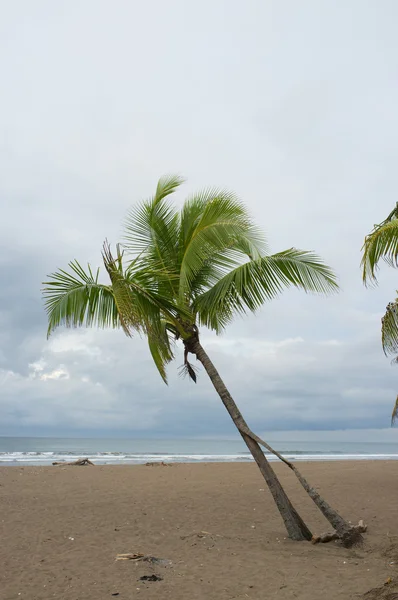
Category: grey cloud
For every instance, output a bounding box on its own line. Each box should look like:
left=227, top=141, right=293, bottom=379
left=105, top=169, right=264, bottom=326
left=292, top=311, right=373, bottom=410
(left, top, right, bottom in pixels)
left=0, top=317, right=396, bottom=436
left=1, top=0, right=398, bottom=436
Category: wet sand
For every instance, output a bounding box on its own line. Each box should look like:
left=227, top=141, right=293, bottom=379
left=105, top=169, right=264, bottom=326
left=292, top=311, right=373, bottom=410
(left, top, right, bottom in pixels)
left=1, top=461, right=397, bottom=600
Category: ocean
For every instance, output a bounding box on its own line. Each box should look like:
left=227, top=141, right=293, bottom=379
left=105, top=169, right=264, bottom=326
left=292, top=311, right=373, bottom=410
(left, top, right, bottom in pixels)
left=1, top=436, right=398, bottom=465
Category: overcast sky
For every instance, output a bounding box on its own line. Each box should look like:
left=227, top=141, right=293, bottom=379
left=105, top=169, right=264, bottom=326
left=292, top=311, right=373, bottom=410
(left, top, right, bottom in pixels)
left=1, top=0, right=398, bottom=440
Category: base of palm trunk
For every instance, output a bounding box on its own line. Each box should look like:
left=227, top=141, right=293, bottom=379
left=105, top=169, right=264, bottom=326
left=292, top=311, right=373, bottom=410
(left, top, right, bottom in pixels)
left=241, top=432, right=313, bottom=541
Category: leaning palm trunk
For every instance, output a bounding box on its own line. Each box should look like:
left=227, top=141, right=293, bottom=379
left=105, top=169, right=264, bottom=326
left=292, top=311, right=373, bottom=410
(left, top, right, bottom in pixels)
left=187, top=337, right=312, bottom=541
left=190, top=336, right=363, bottom=547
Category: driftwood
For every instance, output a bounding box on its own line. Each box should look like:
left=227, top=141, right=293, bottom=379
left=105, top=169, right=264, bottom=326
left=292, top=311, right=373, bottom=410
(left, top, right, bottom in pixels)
left=52, top=458, right=95, bottom=466
left=115, top=554, right=172, bottom=566
left=116, top=553, right=145, bottom=560
left=145, top=461, right=172, bottom=467
left=311, top=520, right=367, bottom=545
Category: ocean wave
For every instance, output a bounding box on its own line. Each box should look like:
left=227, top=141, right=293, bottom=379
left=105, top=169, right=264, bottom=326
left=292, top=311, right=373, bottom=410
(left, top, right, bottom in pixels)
left=1, top=450, right=398, bottom=465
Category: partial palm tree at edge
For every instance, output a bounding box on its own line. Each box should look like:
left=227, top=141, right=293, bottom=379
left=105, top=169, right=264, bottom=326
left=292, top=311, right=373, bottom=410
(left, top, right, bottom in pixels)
left=42, top=175, right=362, bottom=546
left=362, top=202, right=398, bottom=424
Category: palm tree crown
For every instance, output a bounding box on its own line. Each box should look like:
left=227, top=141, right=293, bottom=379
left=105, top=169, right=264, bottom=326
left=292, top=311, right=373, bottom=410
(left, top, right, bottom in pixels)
left=43, top=175, right=338, bottom=383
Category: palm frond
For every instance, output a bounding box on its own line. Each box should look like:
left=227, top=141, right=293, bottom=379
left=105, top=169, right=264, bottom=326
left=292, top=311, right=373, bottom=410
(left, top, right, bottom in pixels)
left=179, top=188, right=267, bottom=256
left=123, top=175, right=182, bottom=259
left=102, top=243, right=182, bottom=383
left=123, top=177, right=182, bottom=303
left=154, top=174, right=185, bottom=202
left=189, top=249, right=243, bottom=299
left=42, top=261, right=120, bottom=338
left=391, top=395, right=398, bottom=426
left=179, top=190, right=215, bottom=253
left=147, top=320, right=175, bottom=384
left=101, top=242, right=147, bottom=335
left=102, top=241, right=190, bottom=338
left=195, top=249, right=338, bottom=331
left=264, top=249, right=338, bottom=294
left=104, top=243, right=174, bottom=324
left=362, top=204, right=398, bottom=284
left=381, top=299, right=398, bottom=356
left=179, top=190, right=267, bottom=299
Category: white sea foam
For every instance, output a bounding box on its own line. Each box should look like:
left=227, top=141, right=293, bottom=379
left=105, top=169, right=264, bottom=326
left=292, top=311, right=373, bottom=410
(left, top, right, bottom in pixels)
left=1, top=451, right=397, bottom=466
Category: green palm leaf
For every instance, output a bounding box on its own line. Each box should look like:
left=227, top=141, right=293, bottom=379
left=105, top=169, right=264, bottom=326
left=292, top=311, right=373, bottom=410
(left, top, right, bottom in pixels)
left=102, top=241, right=189, bottom=337
left=179, top=188, right=267, bottom=257
left=42, top=261, right=121, bottom=338
left=123, top=174, right=183, bottom=259
left=381, top=299, right=398, bottom=356
left=392, top=396, right=398, bottom=425
left=179, top=190, right=267, bottom=300
left=147, top=320, right=175, bottom=384
left=123, top=175, right=183, bottom=302
left=195, top=249, right=338, bottom=331
left=266, top=249, right=338, bottom=293
left=362, top=203, right=398, bottom=284
left=362, top=204, right=398, bottom=426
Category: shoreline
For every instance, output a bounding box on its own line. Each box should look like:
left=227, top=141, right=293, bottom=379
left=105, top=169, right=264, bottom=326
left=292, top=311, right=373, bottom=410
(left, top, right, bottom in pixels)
left=1, top=455, right=398, bottom=467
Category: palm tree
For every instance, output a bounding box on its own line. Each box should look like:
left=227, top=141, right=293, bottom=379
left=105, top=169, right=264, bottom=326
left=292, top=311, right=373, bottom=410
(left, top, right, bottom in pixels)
left=362, top=202, right=398, bottom=424
left=43, top=175, right=360, bottom=545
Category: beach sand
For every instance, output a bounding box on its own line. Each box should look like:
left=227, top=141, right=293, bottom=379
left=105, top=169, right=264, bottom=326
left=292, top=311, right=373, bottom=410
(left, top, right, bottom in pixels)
left=1, top=461, right=397, bottom=600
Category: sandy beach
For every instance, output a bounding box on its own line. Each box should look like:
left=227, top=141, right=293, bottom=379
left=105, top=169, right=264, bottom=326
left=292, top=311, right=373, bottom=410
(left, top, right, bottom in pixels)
left=1, top=461, right=397, bottom=600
